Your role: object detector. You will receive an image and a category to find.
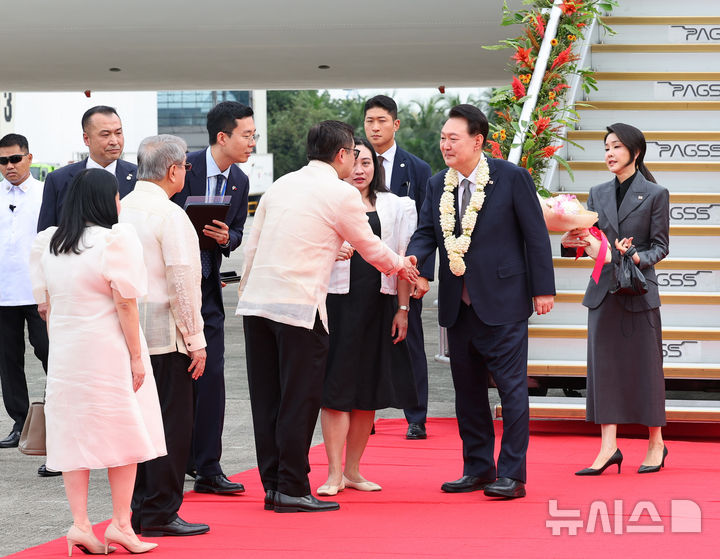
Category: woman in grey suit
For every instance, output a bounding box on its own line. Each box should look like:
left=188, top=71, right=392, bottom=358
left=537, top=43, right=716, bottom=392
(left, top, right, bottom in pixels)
left=563, top=123, right=670, bottom=475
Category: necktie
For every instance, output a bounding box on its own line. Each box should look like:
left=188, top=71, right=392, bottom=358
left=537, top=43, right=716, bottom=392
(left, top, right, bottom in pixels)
left=201, top=174, right=226, bottom=278
left=459, top=178, right=472, bottom=305
left=459, top=178, right=472, bottom=221
left=214, top=174, right=226, bottom=198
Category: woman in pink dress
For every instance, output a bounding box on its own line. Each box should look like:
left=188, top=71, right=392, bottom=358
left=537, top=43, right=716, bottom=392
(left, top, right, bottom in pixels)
left=31, top=169, right=165, bottom=555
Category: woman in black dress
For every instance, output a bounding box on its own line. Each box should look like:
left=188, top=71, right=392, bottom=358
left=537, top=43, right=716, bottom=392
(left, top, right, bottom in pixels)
left=563, top=123, right=670, bottom=475
left=318, top=138, right=418, bottom=496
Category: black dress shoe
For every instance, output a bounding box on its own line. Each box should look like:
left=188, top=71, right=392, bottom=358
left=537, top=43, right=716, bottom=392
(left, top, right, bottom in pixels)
left=638, top=446, right=668, bottom=474
left=441, top=475, right=492, bottom=493
left=141, top=516, right=210, bottom=537
left=406, top=423, right=427, bottom=440
left=484, top=477, right=526, bottom=499
left=194, top=474, right=245, bottom=494
left=264, top=490, right=276, bottom=510
left=37, top=464, right=62, bottom=477
left=273, top=492, right=340, bottom=513
left=0, top=430, right=20, bottom=448
left=575, top=449, right=623, bottom=476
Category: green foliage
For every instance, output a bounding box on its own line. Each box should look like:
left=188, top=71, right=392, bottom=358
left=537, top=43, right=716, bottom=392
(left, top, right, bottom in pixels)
left=267, top=89, right=492, bottom=178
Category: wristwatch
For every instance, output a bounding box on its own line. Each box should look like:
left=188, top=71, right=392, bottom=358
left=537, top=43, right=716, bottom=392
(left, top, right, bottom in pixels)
left=398, top=305, right=410, bottom=312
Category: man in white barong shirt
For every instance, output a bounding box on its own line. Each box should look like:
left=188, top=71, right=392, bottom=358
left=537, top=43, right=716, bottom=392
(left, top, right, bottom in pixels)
left=120, top=135, right=210, bottom=537
left=236, top=120, right=418, bottom=513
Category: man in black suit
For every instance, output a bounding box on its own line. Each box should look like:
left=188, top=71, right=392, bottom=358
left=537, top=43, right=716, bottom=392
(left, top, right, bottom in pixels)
left=407, top=104, right=555, bottom=499
left=172, top=101, right=251, bottom=495
left=364, top=95, right=433, bottom=440
left=37, top=105, right=137, bottom=232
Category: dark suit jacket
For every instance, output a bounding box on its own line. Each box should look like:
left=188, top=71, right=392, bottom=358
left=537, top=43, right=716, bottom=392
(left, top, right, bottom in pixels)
left=582, top=173, right=669, bottom=311
left=407, top=157, right=555, bottom=328
left=172, top=149, right=249, bottom=272
left=388, top=146, right=434, bottom=279
left=37, top=159, right=137, bottom=231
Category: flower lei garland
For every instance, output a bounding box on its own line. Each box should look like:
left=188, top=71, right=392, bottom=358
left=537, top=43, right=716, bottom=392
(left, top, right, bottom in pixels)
left=439, top=155, right=490, bottom=276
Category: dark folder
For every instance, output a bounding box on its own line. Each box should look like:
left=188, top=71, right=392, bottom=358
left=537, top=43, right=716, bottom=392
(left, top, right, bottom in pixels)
left=184, top=196, right=231, bottom=250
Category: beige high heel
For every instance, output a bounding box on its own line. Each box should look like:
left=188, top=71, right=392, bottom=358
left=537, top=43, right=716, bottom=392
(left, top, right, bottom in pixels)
left=342, top=474, right=382, bottom=492
left=66, top=525, right=115, bottom=556
left=104, top=523, right=158, bottom=554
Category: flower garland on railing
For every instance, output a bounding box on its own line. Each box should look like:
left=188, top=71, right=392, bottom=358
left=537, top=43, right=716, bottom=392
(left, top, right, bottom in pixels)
left=483, top=0, right=616, bottom=195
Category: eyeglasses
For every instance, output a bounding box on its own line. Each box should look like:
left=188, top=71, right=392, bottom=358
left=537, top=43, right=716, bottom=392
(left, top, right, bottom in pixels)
left=0, top=154, right=28, bottom=165
left=222, top=131, right=260, bottom=142
left=343, top=147, right=360, bottom=159
left=170, top=162, right=192, bottom=171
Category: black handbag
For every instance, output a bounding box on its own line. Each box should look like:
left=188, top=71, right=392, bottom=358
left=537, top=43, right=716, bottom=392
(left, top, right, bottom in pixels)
left=610, top=250, right=648, bottom=296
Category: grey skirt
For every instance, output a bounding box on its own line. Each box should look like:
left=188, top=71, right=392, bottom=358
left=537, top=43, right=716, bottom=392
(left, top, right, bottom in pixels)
left=586, top=293, right=666, bottom=426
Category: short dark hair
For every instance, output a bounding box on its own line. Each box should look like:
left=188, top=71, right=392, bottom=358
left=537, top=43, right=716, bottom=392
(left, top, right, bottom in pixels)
left=448, top=104, right=489, bottom=147
left=605, top=123, right=656, bottom=184
left=306, top=120, right=354, bottom=164
left=353, top=137, right=388, bottom=206
left=364, top=95, right=398, bottom=120
left=81, top=106, right=119, bottom=131
left=49, top=168, right=119, bottom=255
left=207, top=101, right=254, bottom=145
left=0, top=133, right=29, bottom=151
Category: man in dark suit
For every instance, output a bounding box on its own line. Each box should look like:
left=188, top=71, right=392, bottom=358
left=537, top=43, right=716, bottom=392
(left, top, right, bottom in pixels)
left=37, top=105, right=136, bottom=232
left=172, top=101, right=251, bottom=495
left=364, top=95, right=433, bottom=440
left=407, top=104, right=555, bottom=499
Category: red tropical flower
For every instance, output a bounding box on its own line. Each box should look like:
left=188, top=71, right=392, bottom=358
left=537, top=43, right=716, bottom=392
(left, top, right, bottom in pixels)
left=534, top=117, right=551, bottom=136
left=487, top=140, right=504, bottom=159
left=542, top=145, right=563, bottom=158
left=512, top=46, right=534, bottom=70
left=532, top=12, right=546, bottom=38
left=552, top=83, right=571, bottom=92
left=550, top=46, right=574, bottom=70
left=511, top=76, right=527, bottom=99
left=561, top=1, right=581, bottom=15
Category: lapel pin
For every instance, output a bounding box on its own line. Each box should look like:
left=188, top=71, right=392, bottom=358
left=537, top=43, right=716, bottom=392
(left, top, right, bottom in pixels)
left=232, top=185, right=237, bottom=191
left=400, top=163, right=406, bottom=168
left=489, top=180, right=494, bottom=184
left=126, top=174, right=132, bottom=180
left=638, top=195, right=643, bottom=200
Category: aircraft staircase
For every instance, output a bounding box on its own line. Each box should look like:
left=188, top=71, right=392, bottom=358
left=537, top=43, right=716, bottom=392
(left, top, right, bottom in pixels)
left=508, top=0, right=720, bottom=422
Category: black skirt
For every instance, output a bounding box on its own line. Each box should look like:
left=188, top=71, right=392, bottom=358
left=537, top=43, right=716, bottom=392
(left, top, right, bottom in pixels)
left=322, top=211, right=418, bottom=412
left=586, top=293, right=666, bottom=426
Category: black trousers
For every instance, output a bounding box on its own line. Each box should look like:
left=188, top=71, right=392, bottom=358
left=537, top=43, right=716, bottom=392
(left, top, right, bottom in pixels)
left=243, top=314, right=328, bottom=497
left=189, top=272, right=226, bottom=477
left=132, top=352, right=193, bottom=527
left=446, top=304, right=530, bottom=483
left=403, top=297, right=429, bottom=425
left=0, top=305, right=49, bottom=432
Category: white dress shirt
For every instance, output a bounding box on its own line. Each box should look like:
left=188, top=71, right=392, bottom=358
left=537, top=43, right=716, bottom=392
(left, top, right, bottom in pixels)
left=0, top=175, right=44, bottom=305
left=205, top=147, right=230, bottom=199
left=376, top=142, right=397, bottom=189
left=328, top=191, right=416, bottom=295
left=119, top=180, right=206, bottom=355
left=236, top=160, right=405, bottom=331
left=85, top=157, right=118, bottom=176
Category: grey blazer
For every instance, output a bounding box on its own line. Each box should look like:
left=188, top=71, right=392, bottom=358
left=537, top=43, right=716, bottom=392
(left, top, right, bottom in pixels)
left=582, top=172, right=670, bottom=311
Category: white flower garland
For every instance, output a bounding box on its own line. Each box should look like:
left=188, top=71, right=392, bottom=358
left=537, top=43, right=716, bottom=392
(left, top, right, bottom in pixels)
left=439, top=156, right=490, bottom=276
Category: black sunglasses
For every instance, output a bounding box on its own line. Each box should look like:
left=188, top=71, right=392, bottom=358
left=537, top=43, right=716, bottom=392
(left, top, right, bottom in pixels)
left=0, top=154, right=28, bottom=165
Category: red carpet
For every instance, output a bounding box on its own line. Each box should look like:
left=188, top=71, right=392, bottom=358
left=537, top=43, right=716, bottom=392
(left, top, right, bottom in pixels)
left=8, top=418, right=720, bottom=558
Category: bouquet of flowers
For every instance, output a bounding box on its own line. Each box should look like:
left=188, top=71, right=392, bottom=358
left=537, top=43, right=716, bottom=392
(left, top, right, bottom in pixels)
left=539, top=193, right=597, bottom=231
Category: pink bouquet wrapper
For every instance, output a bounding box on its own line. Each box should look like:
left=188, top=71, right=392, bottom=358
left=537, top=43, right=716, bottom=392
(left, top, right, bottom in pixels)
left=538, top=193, right=598, bottom=232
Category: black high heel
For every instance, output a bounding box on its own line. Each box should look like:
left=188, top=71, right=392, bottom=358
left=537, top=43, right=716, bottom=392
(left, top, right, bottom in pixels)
left=575, top=449, right=623, bottom=476
left=637, top=446, right=668, bottom=474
